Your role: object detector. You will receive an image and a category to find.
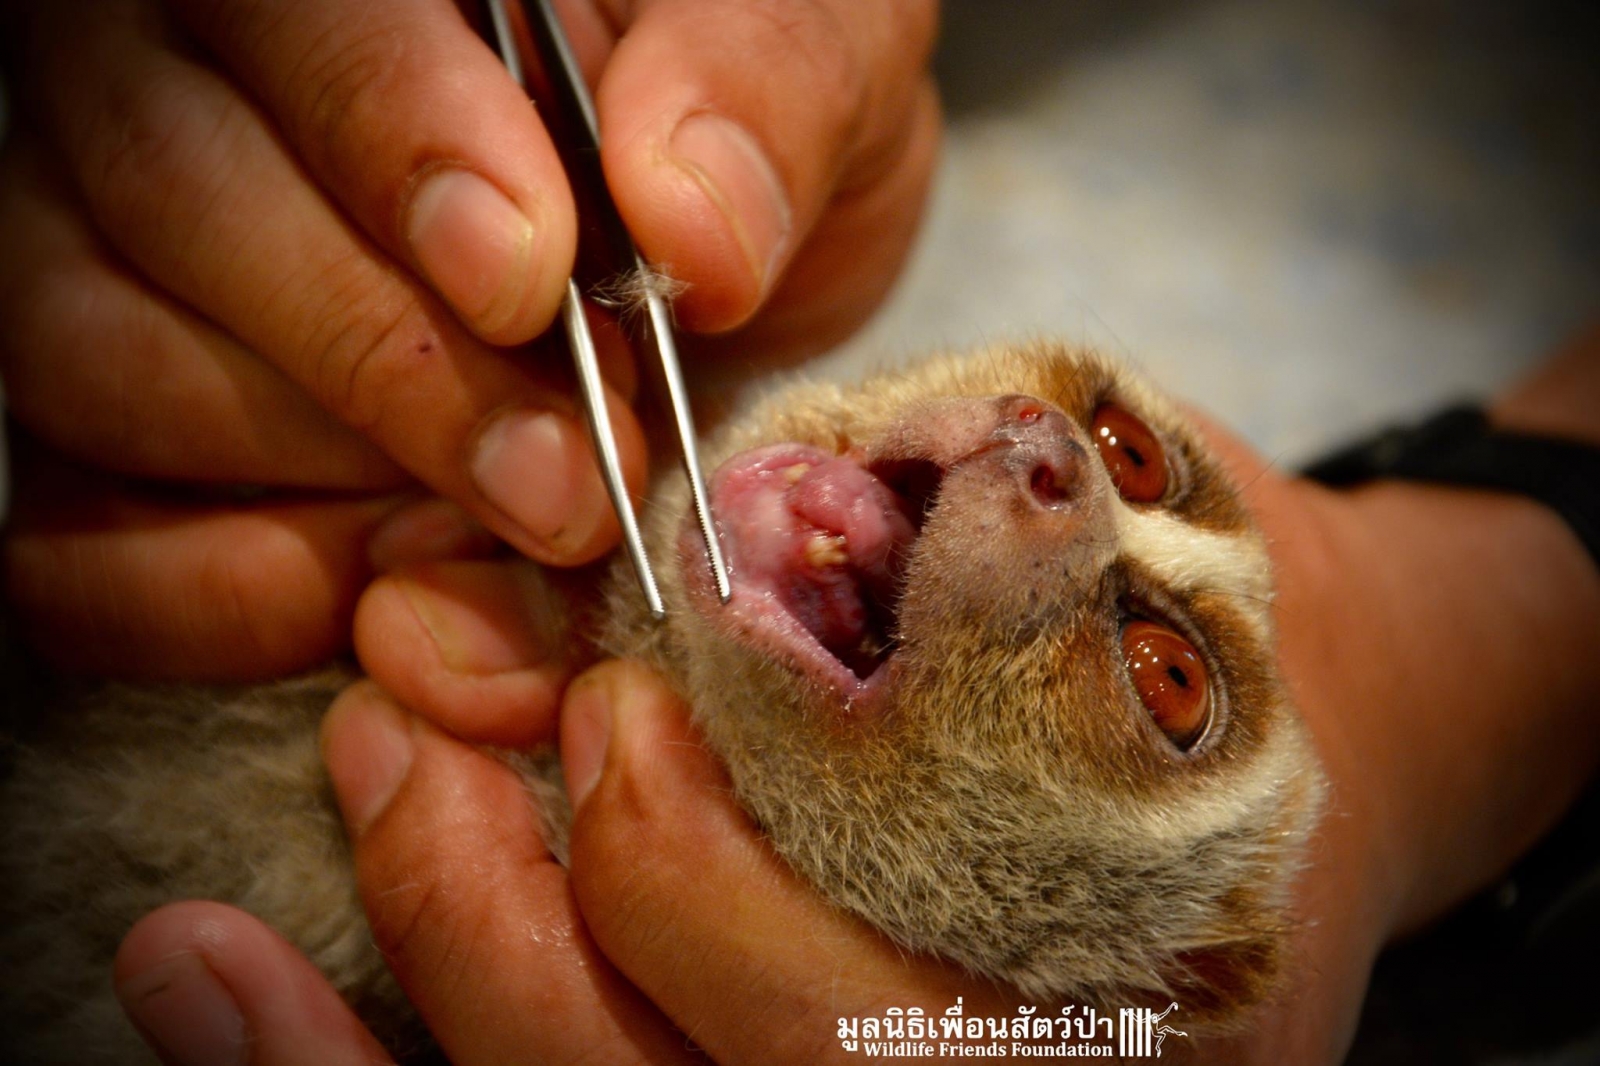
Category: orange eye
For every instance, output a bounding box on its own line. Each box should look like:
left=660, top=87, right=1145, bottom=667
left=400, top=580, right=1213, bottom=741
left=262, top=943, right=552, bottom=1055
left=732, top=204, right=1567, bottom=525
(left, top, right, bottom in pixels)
left=1121, top=620, right=1210, bottom=749
left=1091, top=404, right=1168, bottom=502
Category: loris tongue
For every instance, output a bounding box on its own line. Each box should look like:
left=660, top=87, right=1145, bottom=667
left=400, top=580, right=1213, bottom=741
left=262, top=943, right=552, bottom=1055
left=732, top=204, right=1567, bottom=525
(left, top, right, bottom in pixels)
left=715, top=444, right=919, bottom=676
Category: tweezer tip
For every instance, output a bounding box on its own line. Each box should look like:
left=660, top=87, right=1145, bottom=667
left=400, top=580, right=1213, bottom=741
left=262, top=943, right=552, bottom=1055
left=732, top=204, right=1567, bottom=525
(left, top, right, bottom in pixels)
left=701, top=509, right=733, bottom=605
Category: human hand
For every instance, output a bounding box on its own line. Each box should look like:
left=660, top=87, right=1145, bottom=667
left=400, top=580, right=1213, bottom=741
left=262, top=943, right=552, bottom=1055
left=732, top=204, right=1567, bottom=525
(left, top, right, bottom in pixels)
left=0, top=0, right=940, bottom=680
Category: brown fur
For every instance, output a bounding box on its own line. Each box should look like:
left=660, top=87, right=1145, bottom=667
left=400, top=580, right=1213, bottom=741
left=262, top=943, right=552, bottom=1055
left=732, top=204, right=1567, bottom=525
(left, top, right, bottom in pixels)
left=607, top=342, right=1324, bottom=1019
left=0, top=343, right=1324, bottom=1062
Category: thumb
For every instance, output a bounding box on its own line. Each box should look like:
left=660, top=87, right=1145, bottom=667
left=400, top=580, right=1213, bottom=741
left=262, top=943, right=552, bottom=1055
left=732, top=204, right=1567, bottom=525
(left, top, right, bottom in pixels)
left=560, top=660, right=1010, bottom=1065
left=598, top=0, right=940, bottom=336
left=115, top=901, right=394, bottom=1066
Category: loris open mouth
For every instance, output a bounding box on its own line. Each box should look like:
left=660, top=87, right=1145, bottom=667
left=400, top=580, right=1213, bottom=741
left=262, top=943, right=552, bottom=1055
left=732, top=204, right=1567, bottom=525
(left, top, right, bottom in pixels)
left=698, top=443, right=945, bottom=696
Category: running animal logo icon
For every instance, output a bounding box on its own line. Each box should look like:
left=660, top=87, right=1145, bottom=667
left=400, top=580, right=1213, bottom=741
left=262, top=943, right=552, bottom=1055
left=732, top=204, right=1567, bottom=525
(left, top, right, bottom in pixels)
left=1117, top=1002, right=1188, bottom=1057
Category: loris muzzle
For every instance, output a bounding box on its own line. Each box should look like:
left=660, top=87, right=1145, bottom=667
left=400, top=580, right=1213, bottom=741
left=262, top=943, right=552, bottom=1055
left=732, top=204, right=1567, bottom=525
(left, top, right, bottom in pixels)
left=0, top=342, right=1326, bottom=1061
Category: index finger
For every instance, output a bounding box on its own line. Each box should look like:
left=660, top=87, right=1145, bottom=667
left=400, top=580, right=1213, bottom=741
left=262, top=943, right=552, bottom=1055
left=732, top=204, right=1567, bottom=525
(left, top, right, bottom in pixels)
left=167, top=0, right=578, bottom=346
left=22, top=1, right=644, bottom=566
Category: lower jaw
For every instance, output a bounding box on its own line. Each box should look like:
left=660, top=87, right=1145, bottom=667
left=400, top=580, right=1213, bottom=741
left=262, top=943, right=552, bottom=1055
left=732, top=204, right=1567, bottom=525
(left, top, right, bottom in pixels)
left=678, top=525, right=896, bottom=712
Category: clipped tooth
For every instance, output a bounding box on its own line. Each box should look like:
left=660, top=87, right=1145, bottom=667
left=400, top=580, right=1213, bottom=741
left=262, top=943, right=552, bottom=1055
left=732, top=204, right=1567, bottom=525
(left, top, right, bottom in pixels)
left=804, top=533, right=849, bottom=569
left=782, top=462, right=812, bottom=484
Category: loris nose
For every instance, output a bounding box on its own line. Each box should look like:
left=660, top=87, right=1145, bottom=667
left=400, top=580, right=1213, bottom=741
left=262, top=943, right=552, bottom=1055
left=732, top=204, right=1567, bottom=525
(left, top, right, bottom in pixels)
left=991, top=395, right=1088, bottom=509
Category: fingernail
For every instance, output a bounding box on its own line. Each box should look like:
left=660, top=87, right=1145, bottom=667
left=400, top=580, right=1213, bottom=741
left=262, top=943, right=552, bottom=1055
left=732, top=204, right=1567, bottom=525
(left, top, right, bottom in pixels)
left=562, top=668, right=617, bottom=810
left=325, top=690, right=414, bottom=835
left=407, top=167, right=537, bottom=338
left=368, top=499, right=499, bottom=572
left=470, top=408, right=611, bottom=557
left=395, top=564, right=563, bottom=675
left=669, top=112, right=792, bottom=296
left=117, top=952, right=245, bottom=1066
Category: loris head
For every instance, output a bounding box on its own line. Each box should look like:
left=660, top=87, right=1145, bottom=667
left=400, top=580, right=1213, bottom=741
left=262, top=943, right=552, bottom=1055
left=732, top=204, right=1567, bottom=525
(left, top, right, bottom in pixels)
left=604, top=342, right=1325, bottom=1024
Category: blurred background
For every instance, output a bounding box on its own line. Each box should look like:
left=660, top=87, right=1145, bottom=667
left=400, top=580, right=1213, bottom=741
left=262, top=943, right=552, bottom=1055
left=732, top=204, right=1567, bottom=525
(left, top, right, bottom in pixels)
left=818, top=0, right=1599, bottom=466
left=821, top=1, right=1599, bottom=1062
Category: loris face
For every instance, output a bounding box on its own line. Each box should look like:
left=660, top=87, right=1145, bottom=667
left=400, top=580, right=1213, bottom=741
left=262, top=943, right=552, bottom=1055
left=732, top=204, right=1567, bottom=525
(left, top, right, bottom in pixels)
left=606, top=342, right=1326, bottom=1021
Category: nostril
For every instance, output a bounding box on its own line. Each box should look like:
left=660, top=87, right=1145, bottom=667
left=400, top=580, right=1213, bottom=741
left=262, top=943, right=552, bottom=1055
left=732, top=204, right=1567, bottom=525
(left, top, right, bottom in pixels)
left=1031, top=464, right=1070, bottom=503
left=1023, top=438, right=1087, bottom=508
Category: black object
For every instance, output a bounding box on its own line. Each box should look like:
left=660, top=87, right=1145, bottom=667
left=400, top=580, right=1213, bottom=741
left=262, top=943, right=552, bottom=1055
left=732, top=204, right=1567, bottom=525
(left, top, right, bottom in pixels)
left=1304, top=404, right=1600, bottom=568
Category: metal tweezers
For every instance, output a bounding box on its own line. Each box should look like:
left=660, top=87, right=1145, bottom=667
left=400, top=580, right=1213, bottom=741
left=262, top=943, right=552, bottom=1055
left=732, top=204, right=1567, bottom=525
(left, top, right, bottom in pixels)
left=477, top=0, right=729, bottom=620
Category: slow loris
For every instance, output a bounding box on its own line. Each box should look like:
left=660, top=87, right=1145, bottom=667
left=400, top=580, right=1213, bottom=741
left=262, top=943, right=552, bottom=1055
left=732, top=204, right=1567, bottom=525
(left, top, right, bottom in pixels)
left=0, top=342, right=1327, bottom=1062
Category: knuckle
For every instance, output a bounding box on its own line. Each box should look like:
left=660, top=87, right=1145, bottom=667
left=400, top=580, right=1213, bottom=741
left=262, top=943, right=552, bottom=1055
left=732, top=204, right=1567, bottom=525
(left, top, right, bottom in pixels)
left=577, top=761, right=693, bottom=951
left=290, top=259, right=438, bottom=436
left=843, top=0, right=937, bottom=172
left=92, top=67, right=221, bottom=221
left=174, top=0, right=418, bottom=220
left=364, top=876, right=483, bottom=1007
left=1, top=262, right=143, bottom=461
left=589, top=857, right=686, bottom=978
left=0, top=251, right=94, bottom=382
left=726, top=0, right=870, bottom=137
left=194, top=544, right=276, bottom=665
left=837, top=71, right=940, bottom=199
left=283, top=15, right=412, bottom=178
left=87, top=64, right=269, bottom=284
left=361, top=821, right=526, bottom=1005
left=727, top=0, right=938, bottom=184
left=745, top=0, right=868, bottom=135
left=192, top=528, right=333, bottom=672
left=365, top=876, right=440, bottom=962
